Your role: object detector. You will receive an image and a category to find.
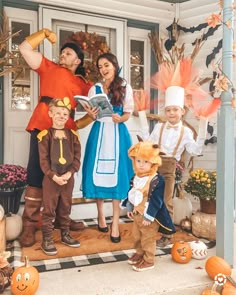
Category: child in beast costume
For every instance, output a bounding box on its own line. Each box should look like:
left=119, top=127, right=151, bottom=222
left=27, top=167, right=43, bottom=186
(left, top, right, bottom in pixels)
left=121, top=141, right=176, bottom=272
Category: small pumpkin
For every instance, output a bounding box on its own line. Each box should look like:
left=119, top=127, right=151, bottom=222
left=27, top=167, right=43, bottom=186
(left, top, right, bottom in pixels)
left=171, top=240, right=192, bottom=264
left=179, top=216, right=192, bottom=232
left=222, top=275, right=236, bottom=295
left=0, top=204, right=4, bottom=221
left=222, top=284, right=236, bottom=295
left=11, top=256, right=39, bottom=295
left=201, top=289, right=220, bottom=295
left=173, top=196, right=192, bottom=225
left=189, top=240, right=208, bottom=260
left=205, top=256, right=232, bottom=280
left=5, top=213, right=23, bottom=241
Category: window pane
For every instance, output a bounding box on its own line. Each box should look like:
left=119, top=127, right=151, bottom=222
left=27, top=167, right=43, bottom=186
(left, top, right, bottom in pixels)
left=130, top=65, right=144, bottom=89
left=130, top=40, right=144, bottom=65
left=11, top=21, right=31, bottom=111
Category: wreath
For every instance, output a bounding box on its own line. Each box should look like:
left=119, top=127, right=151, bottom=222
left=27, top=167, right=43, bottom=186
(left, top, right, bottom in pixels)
left=66, top=31, right=110, bottom=82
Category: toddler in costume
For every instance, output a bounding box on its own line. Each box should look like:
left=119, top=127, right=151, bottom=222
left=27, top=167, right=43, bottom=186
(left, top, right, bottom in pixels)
left=141, top=85, right=208, bottom=248
left=37, top=97, right=81, bottom=256
left=121, top=141, right=176, bottom=272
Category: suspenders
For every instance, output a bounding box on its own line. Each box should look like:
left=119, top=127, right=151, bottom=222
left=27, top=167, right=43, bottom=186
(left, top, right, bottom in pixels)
left=158, top=122, right=184, bottom=157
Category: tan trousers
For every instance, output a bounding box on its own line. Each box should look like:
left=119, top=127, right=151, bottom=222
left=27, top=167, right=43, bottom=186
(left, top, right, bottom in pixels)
left=158, top=157, right=176, bottom=219
left=132, top=213, right=159, bottom=264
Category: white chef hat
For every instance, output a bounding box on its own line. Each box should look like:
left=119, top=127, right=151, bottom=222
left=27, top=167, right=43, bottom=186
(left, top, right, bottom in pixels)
left=165, top=86, right=185, bottom=108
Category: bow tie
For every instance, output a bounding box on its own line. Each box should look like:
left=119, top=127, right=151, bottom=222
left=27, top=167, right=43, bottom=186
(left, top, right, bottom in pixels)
left=166, top=124, right=179, bottom=130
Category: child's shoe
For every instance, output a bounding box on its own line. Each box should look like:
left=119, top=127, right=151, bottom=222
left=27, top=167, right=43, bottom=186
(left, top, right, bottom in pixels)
left=156, top=236, right=172, bottom=248
left=127, top=253, right=143, bottom=265
left=61, top=231, right=80, bottom=248
left=132, top=259, right=154, bottom=272
left=41, top=237, right=58, bottom=256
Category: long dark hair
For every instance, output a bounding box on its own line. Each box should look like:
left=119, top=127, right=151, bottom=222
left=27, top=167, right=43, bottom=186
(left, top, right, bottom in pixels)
left=96, top=53, right=126, bottom=106
left=60, top=42, right=86, bottom=77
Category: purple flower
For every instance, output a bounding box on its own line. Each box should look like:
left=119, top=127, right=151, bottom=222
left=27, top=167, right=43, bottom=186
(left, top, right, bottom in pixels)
left=0, top=164, right=27, bottom=190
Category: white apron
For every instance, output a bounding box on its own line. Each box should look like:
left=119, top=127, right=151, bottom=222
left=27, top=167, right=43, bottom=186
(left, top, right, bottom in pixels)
left=93, top=117, right=119, bottom=187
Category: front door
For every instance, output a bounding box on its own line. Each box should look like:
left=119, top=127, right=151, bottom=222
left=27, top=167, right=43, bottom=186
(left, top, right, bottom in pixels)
left=4, top=6, right=126, bottom=198
left=4, top=7, right=38, bottom=167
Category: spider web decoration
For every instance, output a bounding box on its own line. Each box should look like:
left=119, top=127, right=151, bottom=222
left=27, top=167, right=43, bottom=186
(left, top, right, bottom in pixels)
left=65, top=31, right=110, bottom=83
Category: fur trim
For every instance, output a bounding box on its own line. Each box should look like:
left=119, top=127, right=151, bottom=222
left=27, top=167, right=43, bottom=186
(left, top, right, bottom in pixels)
left=128, top=142, right=162, bottom=165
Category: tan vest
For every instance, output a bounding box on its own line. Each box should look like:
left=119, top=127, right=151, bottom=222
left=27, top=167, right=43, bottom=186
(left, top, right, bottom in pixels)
left=134, top=174, right=156, bottom=215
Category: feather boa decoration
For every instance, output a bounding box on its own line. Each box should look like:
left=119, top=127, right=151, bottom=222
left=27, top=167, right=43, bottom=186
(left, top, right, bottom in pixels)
left=195, top=97, right=221, bottom=118
left=151, top=58, right=207, bottom=110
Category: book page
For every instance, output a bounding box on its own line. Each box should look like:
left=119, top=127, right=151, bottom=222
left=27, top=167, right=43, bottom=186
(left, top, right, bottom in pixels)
left=89, top=95, right=113, bottom=119
left=74, top=94, right=113, bottom=119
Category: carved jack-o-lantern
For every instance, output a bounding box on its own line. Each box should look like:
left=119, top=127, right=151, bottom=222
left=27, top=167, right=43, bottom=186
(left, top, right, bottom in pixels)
left=11, top=256, right=39, bottom=295
left=171, top=241, right=192, bottom=264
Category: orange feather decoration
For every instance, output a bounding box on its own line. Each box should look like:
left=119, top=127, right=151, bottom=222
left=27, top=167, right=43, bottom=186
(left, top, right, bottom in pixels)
left=195, top=97, right=221, bottom=118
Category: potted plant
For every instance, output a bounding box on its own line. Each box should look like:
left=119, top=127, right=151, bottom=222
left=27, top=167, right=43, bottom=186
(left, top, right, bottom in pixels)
left=0, top=164, right=27, bottom=214
left=184, top=168, right=217, bottom=214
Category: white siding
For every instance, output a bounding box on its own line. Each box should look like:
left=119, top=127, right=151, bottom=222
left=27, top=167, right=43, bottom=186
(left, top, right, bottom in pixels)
left=28, top=0, right=175, bottom=24
left=178, top=0, right=222, bottom=172
left=26, top=0, right=230, bottom=173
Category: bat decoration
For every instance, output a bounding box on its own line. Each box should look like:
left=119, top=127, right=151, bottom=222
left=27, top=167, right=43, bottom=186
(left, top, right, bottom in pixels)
left=205, top=122, right=217, bottom=145
left=166, top=22, right=208, bottom=34
left=164, top=39, right=176, bottom=51
left=209, top=71, right=218, bottom=95
left=206, top=39, right=223, bottom=67
left=205, top=136, right=217, bottom=145
left=207, top=122, right=214, bottom=136
left=193, top=25, right=221, bottom=46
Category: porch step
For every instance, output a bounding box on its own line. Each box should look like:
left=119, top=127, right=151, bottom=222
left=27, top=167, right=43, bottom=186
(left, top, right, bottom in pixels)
left=70, top=200, right=127, bottom=220
left=18, top=200, right=127, bottom=220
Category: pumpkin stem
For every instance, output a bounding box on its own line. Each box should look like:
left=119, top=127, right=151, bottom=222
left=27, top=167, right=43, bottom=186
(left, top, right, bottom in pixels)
left=211, top=282, right=217, bottom=291
left=226, top=275, right=236, bottom=287
left=24, top=255, right=29, bottom=267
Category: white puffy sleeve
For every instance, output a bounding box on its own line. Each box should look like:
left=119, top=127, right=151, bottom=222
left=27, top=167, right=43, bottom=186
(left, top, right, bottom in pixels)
left=88, top=85, right=97, bottom=98
left=123, top=83, right=134, bottom=113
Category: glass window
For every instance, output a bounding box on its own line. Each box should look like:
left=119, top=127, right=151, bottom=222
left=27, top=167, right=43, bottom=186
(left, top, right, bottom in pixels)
left=11, top=22, right=31, bottom=111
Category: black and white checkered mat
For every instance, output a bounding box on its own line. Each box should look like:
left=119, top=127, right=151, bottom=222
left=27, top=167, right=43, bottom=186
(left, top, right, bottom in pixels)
left=7, top=216, right=216, bottom=273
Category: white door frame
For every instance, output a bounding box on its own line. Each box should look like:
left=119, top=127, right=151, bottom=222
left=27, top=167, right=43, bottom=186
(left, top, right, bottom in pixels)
left=39, top=6, right=127, bottom=76
left=3, top=7, right=38, bottom=166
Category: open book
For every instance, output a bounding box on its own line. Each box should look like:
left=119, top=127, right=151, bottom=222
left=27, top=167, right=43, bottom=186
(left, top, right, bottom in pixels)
left=74, top=93, right=113, bottom=119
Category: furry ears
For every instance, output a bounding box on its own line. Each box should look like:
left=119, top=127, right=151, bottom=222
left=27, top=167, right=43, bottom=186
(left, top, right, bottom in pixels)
left=128, top=141, right=164, bottom=165
left=136, top=135, right=166, bottom=156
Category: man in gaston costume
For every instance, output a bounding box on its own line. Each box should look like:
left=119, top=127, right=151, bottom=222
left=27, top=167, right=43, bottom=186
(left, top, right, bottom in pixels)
left=121, top=141, right=176, bottom=272
left=18, top=28, right=95, bottom=247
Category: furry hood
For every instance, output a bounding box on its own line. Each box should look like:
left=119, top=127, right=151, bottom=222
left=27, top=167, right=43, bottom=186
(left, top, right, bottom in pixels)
left=128, top=142, right=163, bottom=177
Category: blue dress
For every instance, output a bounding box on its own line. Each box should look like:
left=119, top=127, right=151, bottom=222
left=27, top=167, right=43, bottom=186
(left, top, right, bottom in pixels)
left=82, top=84, right=134, bottom=200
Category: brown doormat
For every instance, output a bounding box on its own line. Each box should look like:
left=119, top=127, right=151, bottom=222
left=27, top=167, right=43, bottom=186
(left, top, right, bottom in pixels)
left=22, top=222, right=197, bottom=262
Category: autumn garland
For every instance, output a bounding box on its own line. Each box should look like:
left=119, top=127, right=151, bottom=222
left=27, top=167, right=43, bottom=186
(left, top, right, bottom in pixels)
left=65, top=31, right=110, bottom=82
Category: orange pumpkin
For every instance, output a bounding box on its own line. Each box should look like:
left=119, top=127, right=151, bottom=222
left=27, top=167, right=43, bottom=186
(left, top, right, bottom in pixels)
left=171, top=241, right=192, bottom=264
left=205, top=256, right=232, bottom=280
left=11, top=256, right=39, bottom=295
left=222, top=275, right=236, bottom=295
left=222, top=284, right=236, bottom=295
left=201, top=290, right=220, bottom=295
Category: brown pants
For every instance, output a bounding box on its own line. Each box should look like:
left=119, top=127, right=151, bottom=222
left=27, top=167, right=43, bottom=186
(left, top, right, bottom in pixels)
left=132, top=213, right=159, bottom=264
left=158, top=157, right=176, bottom=219
left=41, top=175, right=74, bottom=238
